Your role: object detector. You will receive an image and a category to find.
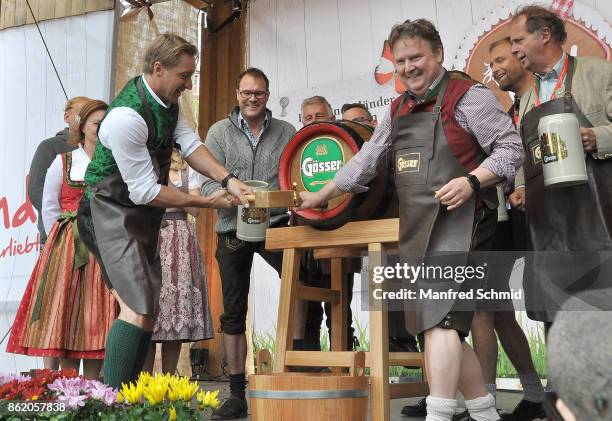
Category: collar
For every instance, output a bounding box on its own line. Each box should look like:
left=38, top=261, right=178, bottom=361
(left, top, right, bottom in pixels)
left=141, top=74, right=170, bottom=109
left=406, top=67, right=446, bottom=103
left=535, top=52, right=566, bottom=81
left=238, top=111, right=268, bottom=130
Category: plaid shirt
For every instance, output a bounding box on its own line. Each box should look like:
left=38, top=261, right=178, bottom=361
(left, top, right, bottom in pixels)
left=535, top=53, right=567, bottom=103
left=238, top=112, right=268, bottom=147
left=334, top=68, right=524, bottom=193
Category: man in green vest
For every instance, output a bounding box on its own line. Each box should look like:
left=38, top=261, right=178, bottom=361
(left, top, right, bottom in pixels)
left=78, top=33, right=251, bottom=388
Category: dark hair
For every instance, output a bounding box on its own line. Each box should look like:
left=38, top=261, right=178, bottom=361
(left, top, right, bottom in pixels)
left=388, top=19, right=443, bottom=54
left=341, top=103, right=373, bottom=119
left=513, top=5, right=567, bottom=43
left=237, top=67, right=270, bottom=91
left=488, top=36, right=512, bottom=53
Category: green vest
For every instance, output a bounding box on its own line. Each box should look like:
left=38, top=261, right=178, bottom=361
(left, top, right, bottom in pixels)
left=84, top=76, right=179, bottom=188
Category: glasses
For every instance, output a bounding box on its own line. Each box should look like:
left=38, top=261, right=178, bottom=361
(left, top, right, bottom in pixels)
left=239, top=90, right=269, bottom=99
left=351, top=116, right=373, bottom=123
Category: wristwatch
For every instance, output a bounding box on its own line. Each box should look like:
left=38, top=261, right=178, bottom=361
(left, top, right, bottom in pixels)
left=221, top=173, right=238, bottom=189
left=465, top=174, right=480, bottom=192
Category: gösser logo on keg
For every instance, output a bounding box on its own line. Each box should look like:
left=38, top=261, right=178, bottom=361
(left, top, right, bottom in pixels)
left=300, top=137, right=345, bottom=192
left=540, top=132, right=569, bottom=164
left=396, top=153, right=420, bottom=173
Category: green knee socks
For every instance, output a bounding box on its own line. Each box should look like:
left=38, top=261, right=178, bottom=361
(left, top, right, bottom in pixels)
left=103, top=319, right=152, bottom=389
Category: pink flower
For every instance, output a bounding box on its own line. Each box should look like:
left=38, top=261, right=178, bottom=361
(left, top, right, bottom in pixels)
left=57, top=389, right=87, bottom=410
left=87, top=381, right=117, bottom=406
left=0, top=374, right=31, bottom=386
left=48, top=377, right=85, bottom=394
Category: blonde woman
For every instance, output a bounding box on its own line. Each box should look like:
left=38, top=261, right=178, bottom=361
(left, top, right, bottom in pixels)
left=143, top=149, right=215, bottom=374
left=7, top=100, right=118, bottom=379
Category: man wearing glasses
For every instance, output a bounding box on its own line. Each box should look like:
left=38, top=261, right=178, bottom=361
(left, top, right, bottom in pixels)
left=341, top=102, right=378, bottom=128
left=200, top=67, right=296, bottom=419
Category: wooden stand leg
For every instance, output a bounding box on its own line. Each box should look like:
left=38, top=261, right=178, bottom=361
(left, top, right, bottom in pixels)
left=273, top=248, right=301, bottom=373
left=330, top=257, right=347, bottom=374
left=369, top=243, right=389, bottom=421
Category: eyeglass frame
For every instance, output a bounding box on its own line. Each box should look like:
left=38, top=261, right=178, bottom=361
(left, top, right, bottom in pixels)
left=238, top=90, right=269, bottom=99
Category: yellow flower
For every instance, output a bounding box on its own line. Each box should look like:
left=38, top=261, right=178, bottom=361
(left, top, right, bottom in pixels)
left=143, top=379, right=168, bottom=405
left=177, top=380, right=199, bottom=402
left=119, top=382, right=142, bottom=405
left=197, top=390, right=220, bottom=409
left=137, top=371, right=152, bottom=387
left=167, top=386, right=179, bottom=402
left=116, top=392, right=125, bottom=403
left=168, top=405, right=177, bottom=421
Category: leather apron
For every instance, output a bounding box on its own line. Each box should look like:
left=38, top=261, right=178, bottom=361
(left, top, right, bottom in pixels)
left=392, top=74, right=487, bottom=336
left=78, top=77, right=174, bottom=317
left=520, top=55, right=612, bottom=321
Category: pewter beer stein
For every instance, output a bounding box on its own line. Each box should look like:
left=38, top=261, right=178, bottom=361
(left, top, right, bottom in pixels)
left=236, top=180, right=270, bottom=242
left=537, top=113, right=587, bottom=187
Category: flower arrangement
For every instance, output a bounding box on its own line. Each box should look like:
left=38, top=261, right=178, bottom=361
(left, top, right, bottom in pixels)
left=0, top=370, right=220, bottom=421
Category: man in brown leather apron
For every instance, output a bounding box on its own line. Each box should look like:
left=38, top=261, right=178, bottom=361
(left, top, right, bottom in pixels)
left=77, top=35, right=252, bottom=389
left=300, top=19, right=524, bottom=421
left=463, top=37, right=546, bottom=421
left=509, top=6, right=612, bottom=327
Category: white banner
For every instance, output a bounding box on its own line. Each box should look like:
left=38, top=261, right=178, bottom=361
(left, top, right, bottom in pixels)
left=0, top=10, right=114, bottom=373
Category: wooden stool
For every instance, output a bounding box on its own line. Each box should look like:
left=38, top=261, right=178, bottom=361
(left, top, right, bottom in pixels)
left=265, top=218, right=428, bottom=421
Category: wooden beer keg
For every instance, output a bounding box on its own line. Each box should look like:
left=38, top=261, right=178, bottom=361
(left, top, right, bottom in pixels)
left=279, top=120, right=396, bottom=230
left=249, top=350, right=368, bottom=421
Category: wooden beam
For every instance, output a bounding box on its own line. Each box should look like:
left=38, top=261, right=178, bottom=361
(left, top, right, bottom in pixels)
left=25, top=0, right=39, bottom=24
left=369, top=242, right=390, bottom=421
left=182, top=0, right=211, bottom=9
left=297, top=284, right=340, bottom=303
left=13, top=0, right=27, bottom=26
left=266, top=218, right=400, bottom=251
left=273, top=248, right=302, bottom=373
left=284, top=351, right=364, bottom=369
left=389, top=383, right=429, bottom=399
left=195, top=0, right=246, bottom=378
left=54, top=0, right=71, bottom=18
left=1, top=0, right=17, bottom=29
left=365, top=352, right=425, bottom=368
left=313, top=247, right=364, bottom=260
left=38, top=0, right=56, bottom=21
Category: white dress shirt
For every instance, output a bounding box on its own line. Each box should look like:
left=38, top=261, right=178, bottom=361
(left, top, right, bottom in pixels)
left=41, top=145, right=90, bottom=235
left=97, top=75, right=203, bottom=205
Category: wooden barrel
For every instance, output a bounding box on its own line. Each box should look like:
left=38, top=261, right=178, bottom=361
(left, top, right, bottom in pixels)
left=279, top=120, right=396, bottom=230
left=249, top=351, right=368, bottom=421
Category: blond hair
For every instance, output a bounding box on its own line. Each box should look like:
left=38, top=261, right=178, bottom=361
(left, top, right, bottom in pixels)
left=64, top=96, right=90, bottom=112
left=142, top=33, right=198, bottom=74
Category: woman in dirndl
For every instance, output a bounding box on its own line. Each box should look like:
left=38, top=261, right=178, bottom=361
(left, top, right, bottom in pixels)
left=143, top=149, right=214, bottom=374
left=6, top=100, right=118, bottom=379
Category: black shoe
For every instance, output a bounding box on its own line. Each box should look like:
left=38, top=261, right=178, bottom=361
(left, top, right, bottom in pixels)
left=211, top=396, right=248, bottom=420
left=401, top=397, right=426, bottom=416
left=389, top=336, right=419, bottom=353
left=452, top=409, right=469, bottom=421
left=500, top=399, right=546, bottom=421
